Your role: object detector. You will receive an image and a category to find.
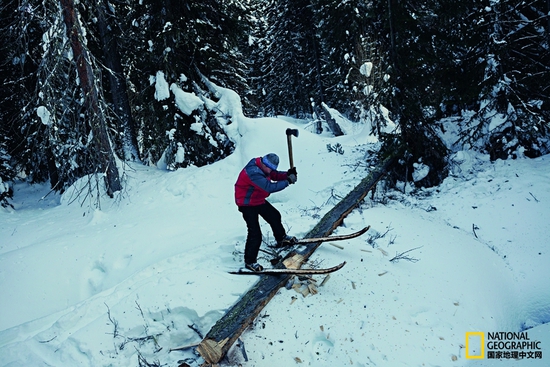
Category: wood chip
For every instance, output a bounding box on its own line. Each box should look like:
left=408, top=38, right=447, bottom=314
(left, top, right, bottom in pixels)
left=320, top=274, right=331, bottom=287
left=308, top=283, right=318, bottom=295
left=169, top=342, right=200, bottom=352
left=377, top=248, right=388, bottom=256
left=283, top=254, right=305, bottom=269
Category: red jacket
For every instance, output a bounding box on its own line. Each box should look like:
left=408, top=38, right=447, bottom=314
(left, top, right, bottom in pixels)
left=235, top=157, right=289, bottom=206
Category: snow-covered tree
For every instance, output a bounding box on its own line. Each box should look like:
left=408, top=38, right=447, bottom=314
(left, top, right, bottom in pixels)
left=113, top=0, right=242, bottom=168
left=256, top=0, right=321, bottom=117
left=0, top=136, right=15, bottom=208
left=462, top=0, right=550, bottom=159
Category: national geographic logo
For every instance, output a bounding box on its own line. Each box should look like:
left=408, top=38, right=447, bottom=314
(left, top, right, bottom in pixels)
left=466, top=331, right=543, bottom=360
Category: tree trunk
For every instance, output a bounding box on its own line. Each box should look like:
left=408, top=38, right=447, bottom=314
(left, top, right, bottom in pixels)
left=96, top=0, right=140, bottom=162
left=387, top=0, right=396, bottom=65
left=311, top=32, right=324, bottom=105
left=321, top=103, right=344, bottom=136
left=197, top=156, right=396, bottom=364
left=60, top=0, right=122, bottom=197
left=46, top=144, right=60, bottom=191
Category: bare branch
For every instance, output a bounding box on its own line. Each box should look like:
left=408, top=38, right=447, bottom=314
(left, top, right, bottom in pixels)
left=389, top=246, right=422, bottom=263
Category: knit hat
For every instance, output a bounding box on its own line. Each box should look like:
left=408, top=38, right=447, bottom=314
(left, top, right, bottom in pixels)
left=262, top=153, right=279, bottom=170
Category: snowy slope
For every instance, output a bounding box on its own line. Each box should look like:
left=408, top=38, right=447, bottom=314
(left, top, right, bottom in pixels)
left=1, top=101, right=549, bottom=367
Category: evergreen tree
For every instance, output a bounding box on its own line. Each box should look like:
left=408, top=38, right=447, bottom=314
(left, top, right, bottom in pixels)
left=2, top=0, right=548, bottom=199
left=313, top=0, right=394, bottom=134
left=239, top=0, right=273, bottom=117
left=1, top=0, right=104, bottom=193
left=370, top=0, right=449, bottom=187
left=429, top=0, right=487, bottom=117
left=93, top=0, right=141, bottom=162
left=463, top=0, right=550, bottom=159
left=0, top=0, right=47, bottom=185
left=60, top=0, right=122, bottom=197
left=0, top=132, right=15, bottom=208
left=259, top=0, right=320, bottom=117
left=114, top=0, right=244, bottom=168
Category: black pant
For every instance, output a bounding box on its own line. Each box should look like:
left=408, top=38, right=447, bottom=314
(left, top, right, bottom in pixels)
left=239, top=202, right=285, bottom=264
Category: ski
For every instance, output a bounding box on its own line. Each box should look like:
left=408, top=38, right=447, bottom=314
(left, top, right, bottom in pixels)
left=295, top=225, right=370, bottom=245
left=261, top=226, right=371, bottom=266
left=229, top=261, right=346, bottom=275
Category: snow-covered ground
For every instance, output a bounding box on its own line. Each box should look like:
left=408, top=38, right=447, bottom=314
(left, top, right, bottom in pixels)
left=1, top=92, right=549, bottom=366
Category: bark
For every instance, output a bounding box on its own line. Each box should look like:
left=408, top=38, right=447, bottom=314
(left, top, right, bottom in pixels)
left=60, top=0, right=122, bottom=196
left=321, top=103, right=344, bottom=136
left=197, top=155, right=396, bottom=364
left=96, top=0, right=140, bottom=161
left=46, top=144, right=60, bottom=191
left=311, top=32, right=324, bottom=105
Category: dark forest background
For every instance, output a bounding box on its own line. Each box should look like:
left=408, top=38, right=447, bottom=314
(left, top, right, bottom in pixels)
left=1, top=0, right=549, bottom=207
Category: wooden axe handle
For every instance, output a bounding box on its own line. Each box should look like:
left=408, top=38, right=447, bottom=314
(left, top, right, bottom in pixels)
left=287, top=134, right=294, bottom=169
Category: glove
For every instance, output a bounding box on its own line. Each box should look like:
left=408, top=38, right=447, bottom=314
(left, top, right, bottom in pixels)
left=287, top=167, right=297, bottom=176
left=287, top=173, right=297, bottom=184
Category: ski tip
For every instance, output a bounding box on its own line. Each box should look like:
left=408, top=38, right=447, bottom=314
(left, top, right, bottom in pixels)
left=228, top=268, right=247, bottom=275
left=228, top=268, right=265, bottom=275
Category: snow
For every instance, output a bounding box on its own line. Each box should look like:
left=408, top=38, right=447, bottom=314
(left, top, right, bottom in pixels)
left=170, top=83, right=204, bottom=116
left=36, top=106, right=51, bottom=126
left=412, top=161, right=430, bottom=182
left=154, top=71, right=170, bottom=101
left=0, top=179, right=7, bottom=195
left=360, top=62, right=373, bottom=78
left=1, top=91, right=549, bottom=367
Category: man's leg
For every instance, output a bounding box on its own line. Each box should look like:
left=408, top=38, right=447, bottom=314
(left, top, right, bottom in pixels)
left=257, top=201, right=286, bottom=243
left=239, top=206, right=262, bottom=264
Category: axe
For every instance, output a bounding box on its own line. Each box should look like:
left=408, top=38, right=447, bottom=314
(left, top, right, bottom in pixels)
left=285, top=128, right=299, bottom=169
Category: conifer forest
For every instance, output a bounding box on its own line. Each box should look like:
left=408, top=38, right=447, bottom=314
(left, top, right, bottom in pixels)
left=1, top=0, right=549, bottom=207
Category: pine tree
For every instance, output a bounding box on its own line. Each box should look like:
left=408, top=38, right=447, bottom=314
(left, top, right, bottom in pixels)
left=239, top=0, right=273, bottom=117
left=92, top=0, right=141, bottom=162
left=464, top=0, right=550, bottom=159
left=114, top=0, right=244, bottom=169
left=258, top=0, right=320, bottom=117
left=60, top=0, right=122, bottom=197
left=312, top=0, right=393, bottom=134
left=0, top=131, right=15, bottom=208
left=371, top=0, right=449, bottom=187
left=0, top=0, right=47, bottom=185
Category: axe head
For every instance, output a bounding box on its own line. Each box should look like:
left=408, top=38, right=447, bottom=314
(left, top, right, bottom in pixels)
left=286, top=128, right=299, bottom=137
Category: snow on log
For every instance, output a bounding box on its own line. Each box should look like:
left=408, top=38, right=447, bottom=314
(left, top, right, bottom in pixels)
left=197, top=155, right=395, bottom=364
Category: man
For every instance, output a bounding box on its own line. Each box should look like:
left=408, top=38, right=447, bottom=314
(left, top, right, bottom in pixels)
left=234, top=153, right=298, bottom=271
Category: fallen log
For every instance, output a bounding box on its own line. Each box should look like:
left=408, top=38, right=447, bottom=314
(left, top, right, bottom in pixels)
left=196, top=155, right=395, bottom=364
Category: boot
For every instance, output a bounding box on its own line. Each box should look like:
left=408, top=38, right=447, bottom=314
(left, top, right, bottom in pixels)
left=245, top=262, right=264, bottom=272
left=275, top=234, right=297, bottom=248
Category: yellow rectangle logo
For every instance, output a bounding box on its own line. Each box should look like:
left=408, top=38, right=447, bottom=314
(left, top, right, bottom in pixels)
left=466, top=332, right=485, bottom=359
